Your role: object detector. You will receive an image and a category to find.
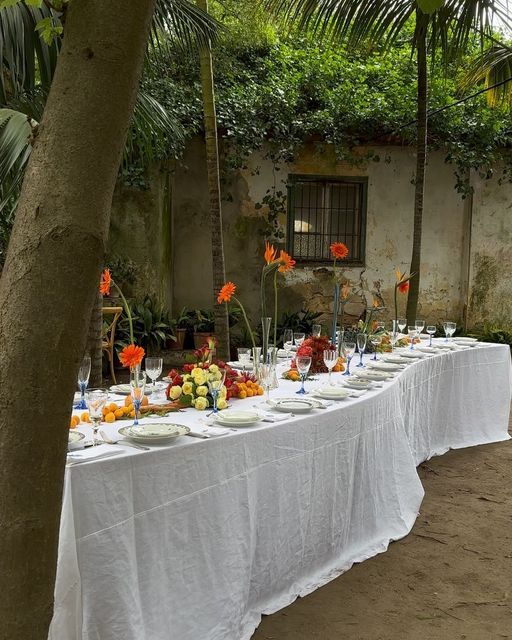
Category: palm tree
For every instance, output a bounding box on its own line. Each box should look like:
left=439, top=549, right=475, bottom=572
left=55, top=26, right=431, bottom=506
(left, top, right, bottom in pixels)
left=463, top=43, right=512, bottom=106
left=265, top=0, right=508, bottom=320
left=195, top=0, right=230, bottom=361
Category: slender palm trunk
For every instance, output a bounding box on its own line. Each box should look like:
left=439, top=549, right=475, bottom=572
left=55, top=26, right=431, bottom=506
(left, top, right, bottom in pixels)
left=406, top=13, right=428, bottom=322
left=196, top=0, right=230, bottom=361
left=86, top=291, right=103, bottom=386
left=0, top=1, right=155, bottom=637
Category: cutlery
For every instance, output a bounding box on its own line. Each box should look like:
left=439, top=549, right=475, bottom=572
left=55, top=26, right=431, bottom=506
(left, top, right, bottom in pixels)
left=186, top=432, right=210, bottom=439
left=99, top=430, right=150, bottom=451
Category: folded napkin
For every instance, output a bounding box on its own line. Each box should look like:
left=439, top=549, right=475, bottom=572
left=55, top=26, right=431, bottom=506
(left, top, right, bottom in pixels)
left=67, top=444, right=123, bottom=464
left=261, top=413, right=290, bottom=423
left=190, top=425, right=232, bottom=437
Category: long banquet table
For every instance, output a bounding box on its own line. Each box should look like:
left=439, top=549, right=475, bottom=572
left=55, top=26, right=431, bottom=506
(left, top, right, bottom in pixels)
left=49, top=341, right=511, bottom=640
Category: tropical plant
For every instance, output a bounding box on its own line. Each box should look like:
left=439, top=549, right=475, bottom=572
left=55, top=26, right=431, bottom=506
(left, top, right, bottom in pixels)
left=264, top=0, right=509, bottom=321
left=114, top=295, right=176, bottom=354
left=475, top=324, right=512, bottom=348
left=277, top=308, right=323, bottom=340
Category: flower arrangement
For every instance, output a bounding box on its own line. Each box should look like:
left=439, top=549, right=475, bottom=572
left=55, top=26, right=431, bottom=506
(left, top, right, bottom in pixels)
left=100, top=268, right=144, bottom=369
left=287, top=336, right=345, bottom=375
left=166, top=362, right=229, bottom=411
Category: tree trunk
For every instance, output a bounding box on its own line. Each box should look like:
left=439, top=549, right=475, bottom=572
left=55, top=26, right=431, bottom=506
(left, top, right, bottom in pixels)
left=0, top=1, right=155, bottom=638
left=406, top=12, right=428, bottom=322
left=86, top=290, right=103, bottom=387
left=196, top=0, right=230, bottom=361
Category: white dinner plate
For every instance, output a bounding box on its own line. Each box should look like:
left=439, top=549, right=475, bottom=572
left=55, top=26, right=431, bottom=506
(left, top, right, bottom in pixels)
left=354, top=371, right=393, bottom=381
left=381, top=355, right=411, bottom=364
left=433, top=342, right=457, bottom=350
left=342, top=380, right=374, bottom=391
left=453, top=337, right=478, bottom=343
left=119, top=423, right=190, bottom=443
left=313, top=387, right=350, bottom=400
left=415, top=346, right=439, bottom=353
left=395, top=350, right=426, bottom=359
left=68, top=431, right=85, bottom=444
left=367, top=361, right=403, bottom=372
left=269, top=398, right=316, bottom=413
left=214, top=410, right=261, bottom=426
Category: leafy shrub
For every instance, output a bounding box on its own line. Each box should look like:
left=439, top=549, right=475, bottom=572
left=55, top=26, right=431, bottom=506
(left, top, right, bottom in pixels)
left=114, top=295, right=175, bottom=354
left=476, top=324, right=512, bottom=349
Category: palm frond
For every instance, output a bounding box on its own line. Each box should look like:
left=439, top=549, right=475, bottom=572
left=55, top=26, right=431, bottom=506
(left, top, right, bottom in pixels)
left=462, top=45, right=512, bottom=106
left=0, top=108, right=34, bottom=212
left=151, top=0, right=221, bottom=52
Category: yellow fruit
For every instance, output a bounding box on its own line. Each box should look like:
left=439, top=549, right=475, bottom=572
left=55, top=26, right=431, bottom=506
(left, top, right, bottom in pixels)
left=70, top=415, right=79, bottom=429
left=238, top=390, right=247, bottom=399
left=257, top=387, right=264, bottom=396
left=126, top=403, right=134, bottom=413
left=80, top=411, right=90, bottom=423
left=246, top=389, right=254, bottom=397
left=124, top=396, right=132, bottom=407
left=104, top=412, right=116, bottom=423
left=108, top=403, right=118, bottom=413
left=114, top=408, right=124, bottom=419
left=102, top=406, right=109, bottom=416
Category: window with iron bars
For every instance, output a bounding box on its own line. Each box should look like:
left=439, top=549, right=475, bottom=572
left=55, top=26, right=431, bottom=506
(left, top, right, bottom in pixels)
left=286, top=175, right=367, bottom=265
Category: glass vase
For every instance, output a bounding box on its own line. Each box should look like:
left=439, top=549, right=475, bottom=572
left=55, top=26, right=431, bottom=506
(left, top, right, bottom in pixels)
left=252, top=347, right=262, bottom=380
left=331, top=283, right=340, bottom=346
left=269, top=347, right=279, bottom=390
left=261, top=317, right=272, bottom=364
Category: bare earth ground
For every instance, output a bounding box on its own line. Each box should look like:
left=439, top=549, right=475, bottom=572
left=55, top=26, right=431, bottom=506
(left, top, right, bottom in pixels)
left=252, top=418, right=512, bottom=640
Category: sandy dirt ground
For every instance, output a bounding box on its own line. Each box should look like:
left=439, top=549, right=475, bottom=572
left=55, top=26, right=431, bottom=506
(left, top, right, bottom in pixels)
left=252, top=425, right=512, bottom=640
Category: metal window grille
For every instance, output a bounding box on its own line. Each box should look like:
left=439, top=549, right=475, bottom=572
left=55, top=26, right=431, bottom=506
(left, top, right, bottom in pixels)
left=286, top=175, right=367, bottom=264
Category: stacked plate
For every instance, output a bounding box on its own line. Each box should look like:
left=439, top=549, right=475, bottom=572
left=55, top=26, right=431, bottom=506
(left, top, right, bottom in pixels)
left=268, top=398, right=317, bottom=413
left=415, top=346, right=439, bottom=354
left=214, top=410, right=261, bottom=427
left=68, top=431, right=85, bottom=451
left=433, top=342, right=458, bottom=350
left=367, top=361, right=403, bottom=372
left=395, top=350, right=426, bottom=359
left=342, top=379, right=374, bottom=391
left=354, top=370, right=393, bottom=382
left=453, top=337, right=479, bottom=347
left=118, top=423, right=190, bottom=444
left=381, top=355, right=411, bottom=365
left=312, top=386, right=350, bottom=401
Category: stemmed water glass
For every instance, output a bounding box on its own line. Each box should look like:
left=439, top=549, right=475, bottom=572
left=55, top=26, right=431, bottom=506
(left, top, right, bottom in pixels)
left=130, top=369, right=147, bottom=426
left=145, top=357, right=163, bottom=395
left=323, top=349, right=337, bottom=385
left=76, top=355, right=91, bottom=410
left=426, top=325, right=436, bottom=346
left=237, top=347, right=251, bottom=372
left=415, top=319, right=425, bottom=339
left=398, top=318, right=407, bottom=334
left=356, top=333, right=367, bottom=367
left=408, top=325, right=418, bottom=350
left=443, top=321, right=456, bottom=342
left=259, top=363, right=275, bottom=403
left=283, top=330, right=294, bottom=362
left=294, top=332, right=305, bottom=348
left=341, top=342, right=356, bottom=376
left=86, top=389, right=108, bottom=446
left=312, top=324, right=322, bottom=338
left=296, top=356, right=311, bottom=394
left=370, top=334, right=382, bottom=360
left=207, top=369, right=227, bottom=414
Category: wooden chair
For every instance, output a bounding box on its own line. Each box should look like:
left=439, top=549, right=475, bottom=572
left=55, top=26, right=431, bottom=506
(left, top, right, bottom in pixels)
left=102, top=306, right=123, bottom=384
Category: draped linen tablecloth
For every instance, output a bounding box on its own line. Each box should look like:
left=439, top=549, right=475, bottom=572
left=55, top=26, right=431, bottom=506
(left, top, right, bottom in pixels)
left=49, top=343, right=511, bottom=640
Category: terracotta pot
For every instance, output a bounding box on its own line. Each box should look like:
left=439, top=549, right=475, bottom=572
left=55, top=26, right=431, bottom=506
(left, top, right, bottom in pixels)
left=170, top=328, right=187, bottom=350
left=193, top=332, right=214, bottom=350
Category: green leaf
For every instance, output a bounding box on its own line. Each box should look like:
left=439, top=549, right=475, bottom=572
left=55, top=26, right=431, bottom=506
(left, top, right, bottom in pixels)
left=0, top=0, right=22, bottom=8
left=24, top=0, right=42, bottom=7
left=417, top=0, right=444, bottom=13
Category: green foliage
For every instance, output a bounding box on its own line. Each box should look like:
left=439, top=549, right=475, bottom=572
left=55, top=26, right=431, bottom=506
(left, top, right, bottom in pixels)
left=114, top=295, right=176, bottom=355
left=106, top=255, right=140, bottom=293
left=277, top=308, right=323, bottom=338
left=475, top=324, right=512, bottom=348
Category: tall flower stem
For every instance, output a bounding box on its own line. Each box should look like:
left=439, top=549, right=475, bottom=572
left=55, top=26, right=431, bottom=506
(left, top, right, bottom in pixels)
left=394, top=285, right=398, bottom=326
left=233, top=295, right=256, bottom=349
left=113, top=279, right=134, bottom=344
left=273, top=270, right=278, bottom=349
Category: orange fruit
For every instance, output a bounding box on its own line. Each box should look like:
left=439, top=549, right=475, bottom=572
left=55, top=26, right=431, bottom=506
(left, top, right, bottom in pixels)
left=104, top=412, right=116, bottom=423
left=124, top=396, right=132, bottom=407
left=238, top=390, right=247, bottom=399
left=141, top=395, right=149, bottom=406
left=129, top=410, right=135, bottom=418
left=114, top=408, right=124, bottom=419
left=70, top=415, right=79, bottom=429
left=102, top=406, right=109, bottom=416
left=246, top=389, right=254, bottom=397
left=108, top=403, right=118, bottom=413
left=80, top=411, right=90, bottom=423
left=257, top=387, right=264, bottom=396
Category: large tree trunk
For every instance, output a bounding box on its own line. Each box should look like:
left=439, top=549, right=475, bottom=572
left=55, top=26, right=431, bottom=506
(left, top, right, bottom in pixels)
left=86, top=291, right=103, bottom=387
left=196, top=0, right=230, bottom=361
left=0, top=1, right=155, bottom=638
left=406, top=12, right=428, bottom=322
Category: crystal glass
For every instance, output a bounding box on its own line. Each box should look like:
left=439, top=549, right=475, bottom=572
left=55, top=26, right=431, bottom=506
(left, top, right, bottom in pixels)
left=398, top=317, right=407, bottom=333
left=252, top=347, right=262, bottom=379
left=408, top=325, right=418, bottom=350
left=207, top=369, right=227, bottom=414
left=426, top=325, right=436, bottom=346
left=283, top=330, right=294, bottom=361
left=415, top=319, right=425, bottom=336
left=130, top=369, right=147, bottom=426
left=356, top=333, right=367, bottom=367
left=145, top=356, right=163, bottom=395
left=443, top=321, right=457, bottom=341
left=259, top=363, right=275, bottom=403
left=341, top=342, right=356, bottom=376
left=312, top=324, right=322, bottom=338
left=237, top=347, right=251, bottom=372
left=294, top=332, right=305, bottom=348
left=370, top=334, right=382, bottom=360
left=76, top=355, right=91, bottom=410
left=261, top=316, right=272, bottom=363
left=86, top=389, right=108, bottom=446
left=296, top=356, right=311, bottom=394
left=323, top=349, right=337, bottom=385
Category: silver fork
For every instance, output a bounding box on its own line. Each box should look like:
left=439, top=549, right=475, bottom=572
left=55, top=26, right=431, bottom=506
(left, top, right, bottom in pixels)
left=99, top=429, right=150, bottom=451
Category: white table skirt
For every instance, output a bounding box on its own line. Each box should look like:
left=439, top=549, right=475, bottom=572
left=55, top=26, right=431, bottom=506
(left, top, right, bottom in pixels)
left=49, top=343, right=511, bottom=640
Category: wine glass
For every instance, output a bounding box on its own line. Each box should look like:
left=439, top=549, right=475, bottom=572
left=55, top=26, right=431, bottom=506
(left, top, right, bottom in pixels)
left=370, top=334, right=382, bottom=360
left=426, top=325, right=436, bottom=346
left=415, top=319, right=425, bottom=338
left=86, top=389, right=108, bottom=446
left=356, top=333, right=367, bottom=367
left=312, top=324, right=322, bottom=338
left=398, top=318, right=407, bottom=334
left=408, top=325, right=418, bottom=350
left=259, top=363, right=275, bottom=403
left=207, top=369, right=227, bottom=414
left=237, top=347, right=251, bottom=372
left=341, top=342, right=356, bottom=376
left=283, top=330, right=294, bottom=361
left=296, top=356, right=311, bottom=394
left=444, top=321, right=457, bottom=341
left=294, top=332, right=305, bottom=348
left=130, top=369, right=147, bottom=426
left=76, top=355, right=91, bottom=410
left=145, top=357, right=163, bottom=395
left=323, top=349, right=337, bottom=385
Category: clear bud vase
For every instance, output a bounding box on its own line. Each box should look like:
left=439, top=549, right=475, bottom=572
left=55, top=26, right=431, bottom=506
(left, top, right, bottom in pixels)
left=261, top=317, right=272, bottom=364
left=252, top=347, right=262, bottom=380
left=269, top=347, right=279, bottom=390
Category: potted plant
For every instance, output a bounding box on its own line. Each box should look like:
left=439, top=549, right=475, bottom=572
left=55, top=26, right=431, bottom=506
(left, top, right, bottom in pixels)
left=193, top=309, right=215, bottom=349
left=171, top=307, right=194, bottom=350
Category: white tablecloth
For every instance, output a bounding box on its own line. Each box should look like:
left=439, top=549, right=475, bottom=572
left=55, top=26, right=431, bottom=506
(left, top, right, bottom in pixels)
left=49, top=342, right=511, bottom=640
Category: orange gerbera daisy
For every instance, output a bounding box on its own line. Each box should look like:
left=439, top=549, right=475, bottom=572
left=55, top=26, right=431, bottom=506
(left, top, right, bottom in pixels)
left=330, top=242, right=349, bottom=260
left=119, top=344, right=145, bottom=368
left=217, top=282, right=236, bottom=304
left=99, top=268, right=111, bottom=296
left=264, top=241, right=277, bottom=265
left=278, top=250, right=295, bottom=273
